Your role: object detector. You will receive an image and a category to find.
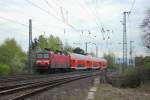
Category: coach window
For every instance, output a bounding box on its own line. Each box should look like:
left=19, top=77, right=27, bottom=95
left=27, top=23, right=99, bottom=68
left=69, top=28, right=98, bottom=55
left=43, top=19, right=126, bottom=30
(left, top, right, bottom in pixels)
left=43, top=53, right=49, bottom=58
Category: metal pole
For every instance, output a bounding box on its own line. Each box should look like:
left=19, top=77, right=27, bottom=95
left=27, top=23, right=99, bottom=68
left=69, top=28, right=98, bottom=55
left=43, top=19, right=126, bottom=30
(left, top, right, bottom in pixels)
left=123, top=12, right=130, bottom=71
left=29, top=19, right=32, bottom=73
left=122, top=12, right=127, bottom=71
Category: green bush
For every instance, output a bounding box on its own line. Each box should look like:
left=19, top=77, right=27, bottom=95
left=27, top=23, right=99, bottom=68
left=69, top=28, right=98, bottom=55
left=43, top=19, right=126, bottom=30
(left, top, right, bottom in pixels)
left=143, top=61, right=150, bottom=80
left=122, top=68, right=141, bottom=88
left=0, top=64, right=11, bottom=75
left=0, top=39, right=27, bottom=74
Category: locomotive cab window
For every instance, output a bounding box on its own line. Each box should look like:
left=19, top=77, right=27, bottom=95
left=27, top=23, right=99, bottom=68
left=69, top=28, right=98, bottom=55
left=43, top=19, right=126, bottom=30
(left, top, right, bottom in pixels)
left=36, top=53, right=49, bottom=58
left=43, top=54, right=49, bottom=58
left=36, top=54, right=43, bottom=58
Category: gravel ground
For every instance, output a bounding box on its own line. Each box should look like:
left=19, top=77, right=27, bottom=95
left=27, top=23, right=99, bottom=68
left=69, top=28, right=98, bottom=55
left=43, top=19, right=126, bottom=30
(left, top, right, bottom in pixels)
left=95, top=82, right=150, bottom=100
left=26, top=76, right=96, bottom=100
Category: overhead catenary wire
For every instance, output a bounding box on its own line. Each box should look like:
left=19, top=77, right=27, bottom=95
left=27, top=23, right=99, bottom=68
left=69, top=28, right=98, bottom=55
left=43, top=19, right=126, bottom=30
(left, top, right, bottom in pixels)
left=50, top=0, right=80, bottom=31
left=25, top=0, right=60, bottom=21
left=0, top=16, right=46, bottom=33
left=93, top=0, right=107, bottom=40
left=77, top=0, right=106, bottom=53
left=24, top=0, right=79, bottom=31
left=50, top=0, right=89, bottom=44
left=69, top=0, right=103, bottom=45
left=81, top=0, right=106, bottom=41
left=43, top=0, right=84, bottom=47
left=0, top=16, right=28, bottom=27
left=43, top=0, right=60, bottom=17
left=0, top=1, right=46, bottom=33
left=129, top=0, right=136, bottom=14
left=48, top=0, right=106, bottom=44
left=91, top=0, right=105, bottom=38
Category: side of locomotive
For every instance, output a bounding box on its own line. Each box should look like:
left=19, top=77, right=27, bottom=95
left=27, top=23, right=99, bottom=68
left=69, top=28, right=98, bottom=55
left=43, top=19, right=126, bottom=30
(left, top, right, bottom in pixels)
left=33, top=50, right=70, bottom=73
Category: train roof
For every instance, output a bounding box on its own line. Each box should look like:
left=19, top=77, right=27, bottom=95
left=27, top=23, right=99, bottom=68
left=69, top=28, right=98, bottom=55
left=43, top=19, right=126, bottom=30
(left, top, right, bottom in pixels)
left=69, top=53, right=106, bottom=62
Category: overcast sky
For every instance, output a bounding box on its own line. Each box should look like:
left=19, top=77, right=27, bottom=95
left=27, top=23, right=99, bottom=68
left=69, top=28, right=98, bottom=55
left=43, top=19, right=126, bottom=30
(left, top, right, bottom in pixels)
left=0, top=0, right=150, bottom=57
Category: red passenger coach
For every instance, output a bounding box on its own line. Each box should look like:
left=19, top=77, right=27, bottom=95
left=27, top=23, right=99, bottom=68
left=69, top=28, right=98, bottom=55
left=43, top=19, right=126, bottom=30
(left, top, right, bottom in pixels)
left=69, top=53, right=107, bottom=70
left=69, top=53, right=88, bottom=69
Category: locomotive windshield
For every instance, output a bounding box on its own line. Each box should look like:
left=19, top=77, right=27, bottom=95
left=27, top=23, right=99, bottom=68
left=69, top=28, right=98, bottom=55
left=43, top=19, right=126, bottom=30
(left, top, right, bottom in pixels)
left=43, top=53, right=49, bottom=58
left=36, top=53, right=49, bottom=58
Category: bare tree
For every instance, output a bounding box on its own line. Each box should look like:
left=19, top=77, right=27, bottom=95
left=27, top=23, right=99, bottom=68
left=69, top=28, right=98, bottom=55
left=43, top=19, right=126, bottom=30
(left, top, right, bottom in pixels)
left=141, top=9, right=150, bottom=52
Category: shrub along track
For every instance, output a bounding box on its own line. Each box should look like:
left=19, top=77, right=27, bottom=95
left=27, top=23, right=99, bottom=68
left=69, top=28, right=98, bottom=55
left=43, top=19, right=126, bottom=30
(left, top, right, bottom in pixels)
left=0, top=71, right=101, bottom=100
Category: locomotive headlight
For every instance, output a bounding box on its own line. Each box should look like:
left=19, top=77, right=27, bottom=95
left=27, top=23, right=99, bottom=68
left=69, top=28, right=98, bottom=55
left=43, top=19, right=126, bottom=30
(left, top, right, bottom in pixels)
left=36, top=60, right=50, bottom=65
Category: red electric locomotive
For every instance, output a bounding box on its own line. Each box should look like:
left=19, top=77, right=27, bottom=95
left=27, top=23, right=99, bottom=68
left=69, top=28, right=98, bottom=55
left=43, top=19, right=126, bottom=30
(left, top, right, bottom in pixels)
left=32, top=49, right=107, bottom=73
left=33, top=50, right=70, bottom=73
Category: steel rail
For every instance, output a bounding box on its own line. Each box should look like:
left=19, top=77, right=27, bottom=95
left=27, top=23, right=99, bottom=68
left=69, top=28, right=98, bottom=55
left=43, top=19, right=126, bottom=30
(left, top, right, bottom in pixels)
left=11, top=73, right=98, bottom=100
left=0, top=75, right=78, bottom=95
left=0, top=70, right=93, bottom=83
left=0, top=71, right=100, bottom=100
left=0, top=70, right=95, bottom=91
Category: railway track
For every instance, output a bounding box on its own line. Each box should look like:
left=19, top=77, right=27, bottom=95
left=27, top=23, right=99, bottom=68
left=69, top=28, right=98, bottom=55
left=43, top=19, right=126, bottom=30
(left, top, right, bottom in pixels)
left=0, top=71, right=101, bottom=100
left=0, top=71, right=93, bottom=88
left=0, top=71, right=92, bottom=83
left=0, top=74, right=48, bottom=83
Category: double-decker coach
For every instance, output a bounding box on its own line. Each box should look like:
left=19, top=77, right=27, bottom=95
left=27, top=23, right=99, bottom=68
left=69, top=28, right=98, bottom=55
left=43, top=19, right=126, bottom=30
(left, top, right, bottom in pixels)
left=69, top=53, right=107, bottom=70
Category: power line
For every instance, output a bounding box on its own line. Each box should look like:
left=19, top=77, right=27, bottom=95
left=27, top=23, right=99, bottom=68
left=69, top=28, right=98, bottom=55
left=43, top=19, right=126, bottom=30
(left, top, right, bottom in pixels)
left=44, top=0, right=67, bottom=23
left=66, top=0, right=103, bottom=34
left=50, top=0, right=80, bottom=31
left=44, top=0, right=56, bottom=10
left=48, top=0, right=105, bottom=34
left=46, top=0, right=79, bottom=31
left=91, top=0, right=105, bottom=38
left=25, top=0, right=60, bottom=20
left=129, top=0, right=136, bottom=13
left=81, top=0, right=106, bottom=40
left=60, top=6, right=65, bottom=23
left=43, top=0, right=59, bottom=16
left=0, top=16, right=48, bottom=33
left=0, top=16, right=28, bottom=27
left=25, top=0, right=79, bottom=31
